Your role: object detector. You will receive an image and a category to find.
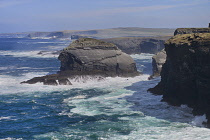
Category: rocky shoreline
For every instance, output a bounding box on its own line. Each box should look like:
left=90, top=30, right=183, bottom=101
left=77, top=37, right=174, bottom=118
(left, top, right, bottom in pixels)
left=148, top=27, right=210, bottom=126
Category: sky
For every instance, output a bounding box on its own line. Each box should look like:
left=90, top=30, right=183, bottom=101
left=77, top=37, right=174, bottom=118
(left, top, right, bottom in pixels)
left=0, top=0, right=209, bottom=33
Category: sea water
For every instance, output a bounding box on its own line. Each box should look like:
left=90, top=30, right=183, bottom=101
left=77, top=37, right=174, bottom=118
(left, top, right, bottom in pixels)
left=0, top=38, right=210, bottom=140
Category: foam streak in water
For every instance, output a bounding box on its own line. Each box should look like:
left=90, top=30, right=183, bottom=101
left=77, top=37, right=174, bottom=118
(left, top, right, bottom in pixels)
left=0, top=50, right=59, bottom=58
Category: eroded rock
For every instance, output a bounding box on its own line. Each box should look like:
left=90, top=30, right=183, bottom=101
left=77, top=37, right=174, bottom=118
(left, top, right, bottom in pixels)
left=22, top=38, right=139, bottom=85
left=174, top=28, right=210, bottom=36
left=149, top=49, right=166, bottom=79
left=148, top=32, right=210, bottom=126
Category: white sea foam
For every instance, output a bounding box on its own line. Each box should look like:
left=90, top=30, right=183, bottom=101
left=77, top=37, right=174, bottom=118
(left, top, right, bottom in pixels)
left=0, top=69, right=150, bottom=95
left=0, top=116, right=14, bottom=120
left=0, top=138, right=23, bottom=140
left=40, top=45, right=67, bottom=50
left=0, top=66, right=17, bottom=70
left=130, top=53, right=154, bottom=60
left=0, top=50, right=59, bottom=58
left=64, top=95, right=87, bottom=101
left=3, top=53, right=210, bottom=139
left=191, top=114, right=208, bottom=127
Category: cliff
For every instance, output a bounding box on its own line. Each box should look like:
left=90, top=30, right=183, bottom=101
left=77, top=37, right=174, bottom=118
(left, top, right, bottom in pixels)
left=22, top=38, right=139, bottom=85
left=148, top=32, right=210, bottom=126
left=174, top=28, right=210, bottom=36
left=102, top=36, right=171, bottom=54
left=149, top=27, right=210, bottom=79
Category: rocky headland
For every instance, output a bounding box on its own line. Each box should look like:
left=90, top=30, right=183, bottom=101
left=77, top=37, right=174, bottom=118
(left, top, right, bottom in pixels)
left=0, top=27, right=174, bottom=39
left=174, top=28, right=210, bottom=36
left=22, top=38, right=139, bottom=85
left=149, top=28, right=210, bottom=79
left=102, top=36, right=171, bottom=54
left=148, top=29, right=210, bottom=126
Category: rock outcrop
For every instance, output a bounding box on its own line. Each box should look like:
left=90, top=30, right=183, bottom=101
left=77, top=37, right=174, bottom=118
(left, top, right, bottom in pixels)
left=148, top=49, right=166, bottom=79
left=148, top=32, right=210, bottom=126
left=102, top=36, right=171, bottom=54
left=22, top=38, right=139, bottom=85
left=174, top=28, right=210, bottom=36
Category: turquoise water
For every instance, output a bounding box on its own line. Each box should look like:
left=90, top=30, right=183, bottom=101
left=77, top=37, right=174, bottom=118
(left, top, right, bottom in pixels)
left=1, top=38, right=210, bottom=140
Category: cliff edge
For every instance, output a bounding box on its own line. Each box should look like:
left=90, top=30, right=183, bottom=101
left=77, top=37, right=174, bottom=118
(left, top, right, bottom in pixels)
left=102, top=36, right=171, bottom=54
left=174, top=28, right=210, bottom=36
left=148, top=32, right=210, bottom=126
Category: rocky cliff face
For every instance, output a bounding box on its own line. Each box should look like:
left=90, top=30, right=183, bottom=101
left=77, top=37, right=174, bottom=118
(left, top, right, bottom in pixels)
left=102, top=36, right=171, bottom=54
left=22, top=38, right=139, bottom=85
left=59, top=38, right=139, bottom=77
left=174, top=28, right=210, bottom=36
left=149, top=49, right=166, bottom=79
left=148, top=33, right=210, bottom=126
left=149, top=27, right=210, bottom=79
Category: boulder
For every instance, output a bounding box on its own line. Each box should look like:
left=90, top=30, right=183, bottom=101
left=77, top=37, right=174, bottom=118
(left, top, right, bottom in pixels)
left=148, top=32, right=210, bottom=126
left=22, top=38, right=139, bottom=85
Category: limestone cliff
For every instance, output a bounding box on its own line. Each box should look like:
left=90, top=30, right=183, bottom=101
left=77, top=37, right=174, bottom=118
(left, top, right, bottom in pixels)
left=22, top=38, right=139, bottom=85
left=148, top=33, right=210, bottom=126
left=174, top=28, right=210, bottom=36
left=102, top=36, right=171, bottom=54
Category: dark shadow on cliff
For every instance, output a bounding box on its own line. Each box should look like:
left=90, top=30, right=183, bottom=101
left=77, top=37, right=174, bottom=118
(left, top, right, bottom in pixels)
left=124, top=77, right=195, bottom=124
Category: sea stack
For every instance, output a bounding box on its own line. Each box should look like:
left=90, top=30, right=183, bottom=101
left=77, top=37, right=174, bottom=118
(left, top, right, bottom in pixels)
left=148, top=27, right=210, bottom=126
left=148, top=49, right=166, bottom=79
left=22, top=38, right=139, bottom=85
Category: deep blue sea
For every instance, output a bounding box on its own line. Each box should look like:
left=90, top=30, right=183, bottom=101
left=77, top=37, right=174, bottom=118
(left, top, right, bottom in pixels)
left=1, top=38, right=210, bottom=140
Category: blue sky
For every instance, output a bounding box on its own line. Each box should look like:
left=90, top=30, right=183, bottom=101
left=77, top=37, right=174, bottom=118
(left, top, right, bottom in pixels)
left=0, top=0, right=209, bottom=33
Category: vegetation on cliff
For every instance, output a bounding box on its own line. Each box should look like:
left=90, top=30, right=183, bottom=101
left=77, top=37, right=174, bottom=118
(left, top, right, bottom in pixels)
left=65, top=38, right=117, bottom=50
left=174, top=28, right=210, bottom=36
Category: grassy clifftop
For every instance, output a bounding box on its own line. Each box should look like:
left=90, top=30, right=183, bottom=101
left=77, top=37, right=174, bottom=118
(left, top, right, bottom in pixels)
left=174, top=28, right=210, bottom=36
left=65, top=38, right=117, bottom=50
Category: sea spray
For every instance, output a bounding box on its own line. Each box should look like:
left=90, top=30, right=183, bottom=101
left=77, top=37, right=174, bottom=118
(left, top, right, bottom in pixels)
left=1, top=38, right=210, bottom=139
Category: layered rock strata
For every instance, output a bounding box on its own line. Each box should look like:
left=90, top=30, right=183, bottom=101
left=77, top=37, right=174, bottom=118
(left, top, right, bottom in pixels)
left=174, top=28, right=210, bottom=36
left=148, top=33, right=210, bottom=126
left=22, top=38, right=139, bottom=85
left=149, top=27, right=210, bottom=79
left=102, top=36, right=171, bottom=54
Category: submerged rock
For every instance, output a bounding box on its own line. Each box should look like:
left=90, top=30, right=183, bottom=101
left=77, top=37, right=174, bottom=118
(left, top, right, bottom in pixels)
left=148, top=32, right=210, bottom=126
left=22, top=38, right=139, bottom=85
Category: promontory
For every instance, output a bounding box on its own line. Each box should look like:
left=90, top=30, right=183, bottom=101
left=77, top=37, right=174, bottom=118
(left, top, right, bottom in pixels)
left=148, top=28, right=210, bottom=126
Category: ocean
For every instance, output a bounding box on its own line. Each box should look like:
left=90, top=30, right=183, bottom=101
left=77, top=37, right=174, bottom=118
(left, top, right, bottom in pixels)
left=1, top=38, right=210, bottom=140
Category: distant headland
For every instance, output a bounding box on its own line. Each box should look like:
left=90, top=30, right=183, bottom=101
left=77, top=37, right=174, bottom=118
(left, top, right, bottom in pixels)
left=0, top=27, right=175, bottom=39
